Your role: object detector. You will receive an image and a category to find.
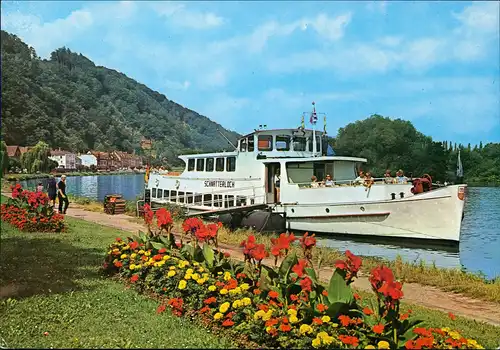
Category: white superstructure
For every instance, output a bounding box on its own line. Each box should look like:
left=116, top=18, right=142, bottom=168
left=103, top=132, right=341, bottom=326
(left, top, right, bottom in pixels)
left=145, top=118, right=466, bottom=243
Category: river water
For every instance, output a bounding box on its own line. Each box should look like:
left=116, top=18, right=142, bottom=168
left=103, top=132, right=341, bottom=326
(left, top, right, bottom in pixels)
left=20, top=175, right=500, bottom=279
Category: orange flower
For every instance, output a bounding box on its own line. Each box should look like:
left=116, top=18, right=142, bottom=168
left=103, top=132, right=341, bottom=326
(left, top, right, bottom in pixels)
left=265, top=318, right=279, bottom=327
left=268, top=290, right=279, bottom=299
left=290, top=294, right=298, bottom=301
left=279, top=323, right=291, bottom=332
left=353, top=293, right=361, bottom=300
left=400, top=313, right=409, bottom=321
left=253, top=288, right=261, bottom=295
left=317, top=303, right=328, bottom=312
left=222, top=319, right=234, bottom=327
left=448, top=312, right=456, bottom=320
left=312, top=317, right=323, bottom=325
left=322, top=290, right=328, bottom=297
left=338, top=335, right=359, bottom=347
left=372, top=324, right=384, bottom=334
left=363, top=307, right=373, bottom=315
left=338, top=315, right=351, bottom=327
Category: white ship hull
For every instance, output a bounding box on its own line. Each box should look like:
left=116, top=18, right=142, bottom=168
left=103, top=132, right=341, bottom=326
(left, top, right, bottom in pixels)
left=280, top=185, right=466, bottom=242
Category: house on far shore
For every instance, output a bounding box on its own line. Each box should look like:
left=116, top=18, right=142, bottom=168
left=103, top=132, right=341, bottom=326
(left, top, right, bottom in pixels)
left=78, top=152, right=98, bottom=167
left=49, top=149, right=76, bottom=170
left=6, top=146, right=21, bottom=159
left=112, top=151, right=144, bottom=169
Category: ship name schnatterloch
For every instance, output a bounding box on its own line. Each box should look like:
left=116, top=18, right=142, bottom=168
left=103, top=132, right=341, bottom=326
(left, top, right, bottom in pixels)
left=204, top=180, right=235, bottom=188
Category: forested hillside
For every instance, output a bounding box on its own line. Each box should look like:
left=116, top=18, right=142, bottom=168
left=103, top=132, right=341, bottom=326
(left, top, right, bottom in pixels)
left=332, top=115, right=500, bottom=185
left=1, top=30, right=240, bottom=166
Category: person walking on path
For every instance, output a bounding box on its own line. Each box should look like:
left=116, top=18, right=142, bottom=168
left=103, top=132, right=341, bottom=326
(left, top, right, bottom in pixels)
left=57, top=175, right=69, bottom=214
left=47, top=175, right=57, bottom=207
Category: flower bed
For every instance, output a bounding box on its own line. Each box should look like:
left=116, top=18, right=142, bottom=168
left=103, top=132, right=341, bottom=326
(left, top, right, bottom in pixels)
left=0, top=184, right=65, bottom=232
left=102, top=205, right=483, bottom=349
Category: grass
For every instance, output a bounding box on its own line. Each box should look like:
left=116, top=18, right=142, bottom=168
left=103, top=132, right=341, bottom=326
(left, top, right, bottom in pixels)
left=0, top=218, right=234, bottom=349
left=1, top=213, right=499, bottom=348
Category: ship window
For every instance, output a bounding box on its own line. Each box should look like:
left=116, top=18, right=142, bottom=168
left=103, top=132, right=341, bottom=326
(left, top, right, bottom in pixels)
left=157, top=189, right=163, bottom=199
left=152, top=188, right=157, bottom=198
left=194, top=194, right=202, bottom=205
left=308, top=136, right=322, bottom=152
left=226, top=156, right=236, bottom=172
left=206, top=158, right=214, bottom=172
left=203, top=194, right=212, bottom=206
left=186, top=192, right=193, bottom=204
left=236, top=196, right=247, bottom=206
left=196, top=158, right=204, bottom=171
left=248, top=136, right=255, bottom=151
left=170, top=190, right=176, bottom=202
left=178, top=191, right=185, bottom=203
left=214, top=195, right=222, bottom=207
left=276, top=135, right=291, bottom=151
left=293, top=136, right=307, bottom=151
left=163, top=190, right=169, bottom=198
left=225, top=195, right=235, bottom=208
left=216, top=157, right=224, bottom=172
left=258, top=135, right=273, bottom=151
left=240, top=139, right=247, bottom=152
left=188, top=159, right=195, bottom=171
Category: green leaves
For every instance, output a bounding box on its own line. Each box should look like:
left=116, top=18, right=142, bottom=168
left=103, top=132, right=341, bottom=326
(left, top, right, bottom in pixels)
left=202, top=243, right=215, bottom=269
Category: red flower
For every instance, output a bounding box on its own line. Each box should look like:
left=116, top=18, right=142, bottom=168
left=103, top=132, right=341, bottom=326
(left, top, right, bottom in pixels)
left=292, top=259, right=308, bottom=277
left=252, top=244, right=268, bottom=261
left=114, top=261, right=123, bottom=268
left=143, top=203, right=154, bottom=225
left=317, top=303, right=328, bottom=312
left=236, top=273, right=247, bottom=279
left=400, top=313, right=409, bottom=321
left=335, top=250, right=363, bottom=283
left=158, top=247, right=167, bottom=254
left=129, top=241, right=139, bottom=250
left=312, top=317, right=323, bottom=325
left=448, top=312, right=456, bottom=320
left=204, top=297, right=217, bottom=305
left=363, top=307, right=373, bottom=315
left=413, top=328, right=432, bottom=337
left=299, top=232, right=316, bottom=249
left=279, top=323, right=291, bottom=332
left=224, top=252, right=230, bottom=258
left=115, top=237, right=122, bottom=242
left=372, top=324, right=385, bottom=334
left=290, top=294, right=298, bottom=301
left=199, top=306, right=210, bottom=313
left=265, top=318, right=279, bottom=327
left=221, top=319, right=234, bottom=327
left=405, top=340, right=421, bottom=350
left=156, top=304, right=166, bottom=314
left=322, top=290, right=328, bottom=297
left=338, top=315, right=351, bottom=327
left=130, top=274, right=139, bottom=283
left=299, top=276, right=312, bottom=292
left=253, top=289, right=261, bottom=295
left=353, top=293, right=361, bottom=300
left=270, top=233, right=296, bottom=257
left=156, top=207, right=173, bottom=229
left=338, top=335, right=359, bottom=347
left=268, top=290, right=279, bottom=299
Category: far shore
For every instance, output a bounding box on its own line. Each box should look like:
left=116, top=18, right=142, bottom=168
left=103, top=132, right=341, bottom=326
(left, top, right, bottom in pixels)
left=3, top=171, right=144, bottom=181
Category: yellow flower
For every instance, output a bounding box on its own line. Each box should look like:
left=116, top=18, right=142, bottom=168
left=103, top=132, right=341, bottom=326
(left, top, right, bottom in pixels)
left=144, top=251, right=151, bottom=256
left=162, top=255, right=170, bottom=261
left=120, top=254, right=128, bottom=259
left=223, top=271, right=231, bottom=281
left=240, top=283, right=250, bottom=291
left=129, top=264, right=136, bottom=270
left=184, top=274, right=192, bottom=280
left=312, top=338, right=321, bottom=348
left=262, top=310, right=273, bottom=321
left=289, top=315, right=299, bottom=324
left=241, top=297, right=251, bottom=306
left=186, top=268, right=194, bottom=275
left=178, top=280, right=187, bottom=290
left=138, top=249, right=145, bottom=255
left=254, top=310, right=265, bottom=320
left=144, top=261, right=151, bottom=267
left=448, top=331, right=461, bottom=340
left=202, top=273, right=209, bottom=279
left=197, top=278, right=206, bottom=285
left=229, top=287, right=241, bottom=295
left=167, top=270, right=176, bottom=277
left=331, top=323, right=338, bottom=328
left=321, top=316, right=331, bottom=323
left=219, top=302, right=230, bottom=313
left=157, top=261, right=165, bottom=267
left=191, top=273, right=200, bottom=281
left=153, top=262, right=160, bottom=267
left=378, top=341, right=390, bottom=349
left=220, top=288, right=228, bottom=295
left=123, top=245, right=130, bottom=250
left=287, top=309, right=297, bottom=316
left=299, top=324, right=313, bottom=335
left=217, top=271, right=223, bottom=275
left=366, top=346, right=376, bottom=349
left=232, top=300, right=242, bottom=308
left=193, top=262, right=199, bottom=266
left=169, top=266, right=176, bottom=270
left=130, top=253, right=137, bottom=259
left=113, top=248, right=119, bottom=252
left=213, top=312, right=223, bottom=320
left=136, top=264, right=142, bottom=269
left=198, top=267, right=204, bottom=273
left=107, top=250, right=112, bottom=255
left=265, top=326, right=273, bottom=334
left=208, top=285, right=217, bottom=292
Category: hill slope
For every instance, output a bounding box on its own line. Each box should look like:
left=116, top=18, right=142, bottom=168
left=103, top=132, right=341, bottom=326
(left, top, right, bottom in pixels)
left=0, top=30, right=240, bottom=166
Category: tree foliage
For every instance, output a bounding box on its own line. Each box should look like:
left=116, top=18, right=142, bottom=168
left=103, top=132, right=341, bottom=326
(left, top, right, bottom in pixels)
left=20, top=141, right=54, bottom=173
left=333, top=115, right=500, bottom=184
left=0, top=141, right=9, bottom=175
left=1, top=31, right=240, bottom=167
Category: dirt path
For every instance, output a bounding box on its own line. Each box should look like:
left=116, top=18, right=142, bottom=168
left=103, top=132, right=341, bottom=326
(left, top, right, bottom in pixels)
left=2, top=193, right=500, bottom=326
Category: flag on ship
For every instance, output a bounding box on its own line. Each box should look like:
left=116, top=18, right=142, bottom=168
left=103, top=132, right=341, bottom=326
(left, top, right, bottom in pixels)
left=323, top=115, right=327, bottom=134
left=309, top=102, right=318, bottom=125
left=456, top=149, right=464, bottom=178
left=300, top=116, right=305, bottom=129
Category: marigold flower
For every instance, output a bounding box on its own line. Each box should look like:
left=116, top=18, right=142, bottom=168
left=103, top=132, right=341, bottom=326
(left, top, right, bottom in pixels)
left=321, top=316, right=331, bottom=323
left=208, top=285, right=217, bottom=292
left=373, top=324, right=385, bottom=334
left=178, top=280, right=187, bottom=290
left=279, top=323, right=292, bottom=332
left=365, top=346, right=376, bottom=349
left=377, top=340, right=390, bottom=349
left=268, top=290, right=279, bottom=299
left=130, top=275, right=139, bottom=283
left=299, top=324, right=313, bottom=335
left=214, top=312, right=224, bottom=320
left=167, top=270, right=176, bottom=277
left=363, top=307, right=374, bottom=315
left=222, top=319, right=234, bottom=327
left=220, top=288, right=228, bottom=295
left=219, top=302, right=230, bottom=313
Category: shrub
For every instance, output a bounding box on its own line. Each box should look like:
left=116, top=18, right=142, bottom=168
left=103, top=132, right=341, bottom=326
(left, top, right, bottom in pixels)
left=1, top=184, right=65, bottom=232
left=102, top=207, right=484, bottom=349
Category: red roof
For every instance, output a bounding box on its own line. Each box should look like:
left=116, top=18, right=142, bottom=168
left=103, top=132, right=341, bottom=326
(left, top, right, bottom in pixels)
left=6, top=146, right=19, bottom=157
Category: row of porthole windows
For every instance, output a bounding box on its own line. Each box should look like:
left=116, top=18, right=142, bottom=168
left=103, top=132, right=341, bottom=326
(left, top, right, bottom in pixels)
left=151, top=188, right=254, bottom=207
left=187, top=156, right=236, bottom=172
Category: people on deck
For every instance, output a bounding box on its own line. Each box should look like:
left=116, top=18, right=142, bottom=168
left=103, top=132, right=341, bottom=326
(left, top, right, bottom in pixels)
left=355, top=171, right=365, bottom=185
left=47, top=175, right=57, bottom=206
left=324, top=174, right=335, bottom=187
left=384, top=170, right=394, bottom=184
left=57, top=175, right=69, bottom=214
left=274, top=168, right=281, bottom=203
left=36, top=182, right=44, bottom=193
left=396, top=169, right=408, bottom=184
left=364, top=172, right=375, bottom=191
left=311, top=175, right=320, bottom=188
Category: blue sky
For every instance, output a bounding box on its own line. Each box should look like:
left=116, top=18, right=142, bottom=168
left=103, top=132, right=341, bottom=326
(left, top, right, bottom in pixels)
left=2, top=1, right=499, bottom=145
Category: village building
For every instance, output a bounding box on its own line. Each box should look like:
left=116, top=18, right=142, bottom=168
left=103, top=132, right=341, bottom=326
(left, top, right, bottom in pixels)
left=49, top=149, right=76, bottom=170
left=78, top=152, right=98, bottom=167
left=6, top=146, right=21, bottom=159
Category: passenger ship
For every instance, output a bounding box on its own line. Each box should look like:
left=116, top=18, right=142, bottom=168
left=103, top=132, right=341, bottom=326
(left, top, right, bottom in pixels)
left=145, top=109, right=467, bottom=244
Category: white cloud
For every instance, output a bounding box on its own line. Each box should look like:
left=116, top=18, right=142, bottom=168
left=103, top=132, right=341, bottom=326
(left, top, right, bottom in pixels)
left=198, top=68, right=227, bottom=88
left=302, top=12, right=352, bottom=41
left=164, top=79, right=191, bottom=91
left=453, top=1, right=500, bottom=35
left=151, top=2, right=224, bottom=29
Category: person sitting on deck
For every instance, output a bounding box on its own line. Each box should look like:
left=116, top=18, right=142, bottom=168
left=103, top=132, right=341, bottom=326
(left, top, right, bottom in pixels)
left=324, top=174, right=335, bottom=187
left=384, top=169, right=394, bottom=184
left=364, top=172, right=375, bottom=191
left=311, top=175, right=320, bottom=188
left=396, top=169, right=408, bottom=184
left=354, top=171, right=365, bottom=185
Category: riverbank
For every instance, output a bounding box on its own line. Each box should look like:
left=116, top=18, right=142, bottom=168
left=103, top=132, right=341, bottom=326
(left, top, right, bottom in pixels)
left=63, top=194, right=500, bottom=306
left=1, top=203, right=499, bottom=347
left=3, top=171, right=143, bottom=182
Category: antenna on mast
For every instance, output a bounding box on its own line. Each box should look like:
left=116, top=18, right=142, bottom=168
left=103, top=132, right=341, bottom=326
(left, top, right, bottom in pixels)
left=216, top=128, right=238, bottom=150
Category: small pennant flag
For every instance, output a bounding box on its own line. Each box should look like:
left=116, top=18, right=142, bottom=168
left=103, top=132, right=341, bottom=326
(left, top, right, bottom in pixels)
left=323, top=116, right=327, bottom=133
left=309, top=102, right=318, bottom=125
left=301, top=116, right=305, bottom=129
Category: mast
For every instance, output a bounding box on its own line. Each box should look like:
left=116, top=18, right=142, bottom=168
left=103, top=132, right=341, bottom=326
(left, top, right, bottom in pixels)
left=311, top=102, right=317, bottom=156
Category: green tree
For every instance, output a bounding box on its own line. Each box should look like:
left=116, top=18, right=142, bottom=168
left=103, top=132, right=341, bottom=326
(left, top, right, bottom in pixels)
left=0, top=141, right=9, bottom=175
left=20, top=141, right=53, bottom=173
